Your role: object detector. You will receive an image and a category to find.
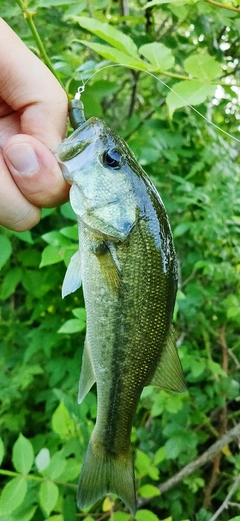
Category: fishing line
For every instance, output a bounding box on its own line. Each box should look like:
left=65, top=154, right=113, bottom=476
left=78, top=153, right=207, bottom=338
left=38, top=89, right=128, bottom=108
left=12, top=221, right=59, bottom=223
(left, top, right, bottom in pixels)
left=78, top=63, right=240, bottom=144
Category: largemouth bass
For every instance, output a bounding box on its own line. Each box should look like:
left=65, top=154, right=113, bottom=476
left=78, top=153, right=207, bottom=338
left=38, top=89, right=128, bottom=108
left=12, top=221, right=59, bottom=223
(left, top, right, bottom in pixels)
left=57, top=100, right=185, bottom=515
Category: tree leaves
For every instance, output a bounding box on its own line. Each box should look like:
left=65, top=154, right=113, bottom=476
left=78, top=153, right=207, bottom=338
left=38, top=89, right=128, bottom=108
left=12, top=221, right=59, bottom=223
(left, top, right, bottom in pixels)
left=1, top=2, right=240, bottom=521
left=79, top=41, right=146, bottom=68
left=70, top=16, right=139, bottom=57
left=58, top=307, right=86, bottom=334
left=0, top=234, right=12, bottom=270
left=51, top=401, right=76, bottom=439
left=184, top=53, right=222, bottom=81
left=0, top=478, right=27, bottom=515
left=135, top=510, right=160, bottom=521
left=39, top=481, right=59, bottom=517
left=166, top=80, right=216, bottom=117
left=139, top=42, right=175, bottom=70
left=0, top=437, right=5, bottom=466
left=12, top=434, right=34, bottom=474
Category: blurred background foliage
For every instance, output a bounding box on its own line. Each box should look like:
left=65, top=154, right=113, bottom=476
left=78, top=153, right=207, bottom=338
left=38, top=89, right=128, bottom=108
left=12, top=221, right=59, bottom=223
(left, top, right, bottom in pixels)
left=0, top=0, right=240, bottom=520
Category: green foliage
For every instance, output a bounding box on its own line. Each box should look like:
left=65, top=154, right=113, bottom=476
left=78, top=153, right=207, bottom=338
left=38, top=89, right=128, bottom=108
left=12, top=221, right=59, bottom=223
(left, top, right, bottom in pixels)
left=1, top=1, right=240, bottom=521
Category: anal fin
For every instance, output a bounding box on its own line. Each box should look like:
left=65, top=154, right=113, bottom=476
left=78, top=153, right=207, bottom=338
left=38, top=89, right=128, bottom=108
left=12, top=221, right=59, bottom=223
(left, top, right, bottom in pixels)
left=78, top=338, right=96, bottom=403
left=149, top=325, right=186, bottom=393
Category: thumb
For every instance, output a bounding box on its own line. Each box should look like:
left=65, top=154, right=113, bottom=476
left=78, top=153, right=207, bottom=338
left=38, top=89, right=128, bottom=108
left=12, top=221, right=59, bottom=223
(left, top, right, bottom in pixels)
left=3, top=134, right=69, bottom=209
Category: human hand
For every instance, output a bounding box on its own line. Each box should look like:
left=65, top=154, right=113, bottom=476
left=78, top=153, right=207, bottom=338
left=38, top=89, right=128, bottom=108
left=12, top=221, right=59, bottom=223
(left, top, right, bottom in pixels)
left=0, top=18, right=69, bottom=231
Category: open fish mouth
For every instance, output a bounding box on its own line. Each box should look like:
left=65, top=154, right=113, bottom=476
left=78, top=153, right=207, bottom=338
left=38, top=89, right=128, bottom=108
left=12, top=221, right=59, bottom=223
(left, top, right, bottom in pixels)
left=57, top=117, right=102, bottom=163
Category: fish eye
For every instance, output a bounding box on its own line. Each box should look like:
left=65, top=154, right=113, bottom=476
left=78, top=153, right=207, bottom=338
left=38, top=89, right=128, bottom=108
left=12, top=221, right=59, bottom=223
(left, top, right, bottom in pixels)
left=102, top=149, right=121, bottom=169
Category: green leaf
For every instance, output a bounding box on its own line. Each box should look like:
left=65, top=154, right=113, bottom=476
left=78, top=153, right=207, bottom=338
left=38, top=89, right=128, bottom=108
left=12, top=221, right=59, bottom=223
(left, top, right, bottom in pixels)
left=72, top=307, right=86, bottom=320
left=166, top=80, right=216, bottom=117
left=69, top=16, right=138, bottom=57
left=80, top=41, right=146, bottom=68
left=12, top=434, right=34, bottom=474
left=184, top=53, right=222, bottom=81
left=51, top=401, right=75, bottom=439
left=0, top=267, right=22, bottom=300
left=40, top=245, right=63, bottom=267
left=42, top=231, right=70, bottom=247
left=60, top=225, right=78, bottom=240
left=0, top=477, right=27, bottom=515
left=138, top=484, right=160, bottom=498
left=154, top=446, right=166, bottom=465
left=56, top=458, right=80, bottom=482
left=58, top=318, right=85, bottom=334
left=58, top=308, right=86, bottom=333
left=35, top=448, right=51, bottom=472
left=10, top=230, right=33, bottom=244
left=39, top=481, right=59, bottom=517
left=60, top=202, right=76, bottom=221
left=139, top=42, right=175, bottom=70
left=136, top=510, right=160, bottom=521
left=0, top=437, right=5, bottom=466
left=43, top=452, right=67, bottom=480
left=39, top=0, right=78, bottom=5
left=0, top=235, right=12, bottom=270
left=113, top=513, right=131, bottom=521
left=135, top=450, right=159, bottom=480
left=44, top=514, right=65, bottom=521
left=173, top=222, right=191, bottom=238
left=12, top=505, right=38, bottom=521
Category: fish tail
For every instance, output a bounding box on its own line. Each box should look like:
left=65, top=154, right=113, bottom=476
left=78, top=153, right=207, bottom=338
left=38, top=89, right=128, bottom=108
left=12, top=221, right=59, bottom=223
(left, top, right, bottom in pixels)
left=77, top=433, right=136, bottom=515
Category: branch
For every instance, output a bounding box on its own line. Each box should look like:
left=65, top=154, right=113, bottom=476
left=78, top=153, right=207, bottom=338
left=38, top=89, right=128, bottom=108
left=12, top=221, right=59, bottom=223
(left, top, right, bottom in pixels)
left=205, top=0, right=240, bottom=13
left=209, top=474, right=240, bottom=521
left=137, top=423, right=240, bottom=508
left=16, top=0, right=64, bottom=87
left=158, top=423, right=240, bottom=494
left=162, top=425, right=239, bottom=494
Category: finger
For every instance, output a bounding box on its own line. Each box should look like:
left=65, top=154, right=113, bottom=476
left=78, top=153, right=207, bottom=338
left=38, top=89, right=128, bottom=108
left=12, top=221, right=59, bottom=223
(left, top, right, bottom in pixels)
left=0, top=154, right=40, bottom=231
left=3, top=134, right=69, bottom=208
left=0, top=18, right=68, bottom=147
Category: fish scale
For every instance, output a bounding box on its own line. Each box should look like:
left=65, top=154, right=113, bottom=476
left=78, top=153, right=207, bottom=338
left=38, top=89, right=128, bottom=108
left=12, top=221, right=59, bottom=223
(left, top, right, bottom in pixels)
left=57, top=110, right=186, bottom=515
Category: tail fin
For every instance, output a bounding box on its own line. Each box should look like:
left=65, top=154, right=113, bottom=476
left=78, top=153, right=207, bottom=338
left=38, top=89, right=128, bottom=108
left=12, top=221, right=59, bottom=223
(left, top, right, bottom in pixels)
left=77, top=434, right=136, bottom=515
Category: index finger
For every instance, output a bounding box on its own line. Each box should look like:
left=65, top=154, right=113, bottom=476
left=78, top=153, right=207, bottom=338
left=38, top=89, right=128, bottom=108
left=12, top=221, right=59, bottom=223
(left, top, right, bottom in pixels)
left=0, top=18, right=68, bottom=147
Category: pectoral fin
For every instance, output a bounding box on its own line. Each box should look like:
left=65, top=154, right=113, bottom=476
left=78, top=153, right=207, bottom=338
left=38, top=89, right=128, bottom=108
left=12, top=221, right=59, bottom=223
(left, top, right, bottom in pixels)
left=78, top=339, right=96, bottom=403
left=91, top=240, right=121, bottom=292
left=62, top=251, right=81, bottom=298
left=149, top=326, right=186, bottom=393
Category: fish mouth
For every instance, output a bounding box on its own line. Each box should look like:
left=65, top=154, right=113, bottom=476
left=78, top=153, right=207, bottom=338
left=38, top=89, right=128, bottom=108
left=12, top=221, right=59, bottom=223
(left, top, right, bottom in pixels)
left=56, top=118, right=104, bottom=183
left=56, top=117, right=102, bottom=163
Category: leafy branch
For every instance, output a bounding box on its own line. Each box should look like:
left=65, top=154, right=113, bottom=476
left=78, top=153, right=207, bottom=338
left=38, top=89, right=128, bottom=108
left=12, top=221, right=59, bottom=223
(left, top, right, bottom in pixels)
left=16, top=0, right=64, bottom=88
left=0, top=468, right=77, bottom=489
left=205, top=0, right=240, bottom=13
left=209, top=474, right=240, bottom=521
left=138, top=422, right=240, bottom=508
left=159, top=423, right=240, bottom=494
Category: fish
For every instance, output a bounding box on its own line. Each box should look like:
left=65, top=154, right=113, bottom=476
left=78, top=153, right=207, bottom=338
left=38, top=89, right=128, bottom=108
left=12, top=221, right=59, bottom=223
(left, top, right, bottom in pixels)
left=56, top=99, right=186, bottom=515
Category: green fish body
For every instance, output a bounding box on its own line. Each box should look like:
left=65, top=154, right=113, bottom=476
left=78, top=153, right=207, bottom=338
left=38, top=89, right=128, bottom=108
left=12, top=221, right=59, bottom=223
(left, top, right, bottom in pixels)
left=57, top=117, right=185, bottom=515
